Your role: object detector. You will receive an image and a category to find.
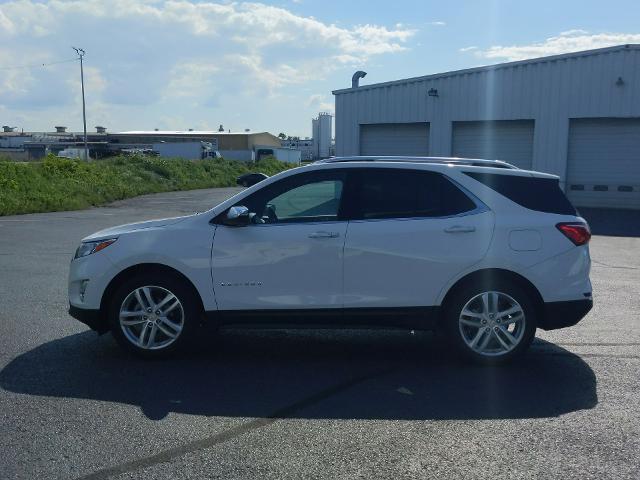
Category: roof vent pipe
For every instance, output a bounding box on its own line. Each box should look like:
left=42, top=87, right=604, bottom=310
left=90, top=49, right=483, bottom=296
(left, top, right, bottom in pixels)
left=352, top=71, right=367, bottom=88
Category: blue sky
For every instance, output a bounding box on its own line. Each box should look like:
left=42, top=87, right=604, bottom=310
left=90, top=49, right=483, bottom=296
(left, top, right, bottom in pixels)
left=1, top=0, right=639, bottom=137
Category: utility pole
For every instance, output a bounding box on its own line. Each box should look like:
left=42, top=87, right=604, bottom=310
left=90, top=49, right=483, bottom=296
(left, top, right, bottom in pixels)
left=72, top=47, right=89, bottom=160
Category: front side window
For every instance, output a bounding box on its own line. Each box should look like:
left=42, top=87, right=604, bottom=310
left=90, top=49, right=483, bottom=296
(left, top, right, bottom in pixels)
left=352, top=169, right=477, bottom=220
left=267, top=180, right=343, bottom=223
left=238, top=171, right=346, bottom=224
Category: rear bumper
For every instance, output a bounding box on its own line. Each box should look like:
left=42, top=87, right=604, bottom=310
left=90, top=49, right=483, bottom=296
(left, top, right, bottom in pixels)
left=538, top=298, right=593, bottom=330
left=68, top=304, right=109, bottom=334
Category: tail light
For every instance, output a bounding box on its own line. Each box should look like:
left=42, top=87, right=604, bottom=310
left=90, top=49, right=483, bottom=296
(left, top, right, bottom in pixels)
left=556, top=222, right=591, bottom=246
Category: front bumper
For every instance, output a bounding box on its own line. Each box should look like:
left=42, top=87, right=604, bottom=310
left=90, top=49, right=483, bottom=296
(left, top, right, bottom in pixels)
left=538, top=298, right=593, bottom=330
left=68, top=304, right=109, bottom=334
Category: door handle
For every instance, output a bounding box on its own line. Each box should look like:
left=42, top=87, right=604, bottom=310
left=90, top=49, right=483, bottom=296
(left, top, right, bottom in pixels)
left=308, top=231, right=340, bottom=238
left=444, top=225, right=476, bottom=233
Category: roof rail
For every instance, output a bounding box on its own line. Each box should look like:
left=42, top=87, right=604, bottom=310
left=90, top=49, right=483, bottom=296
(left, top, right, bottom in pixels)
left=314, top=156, right=518, bottom=169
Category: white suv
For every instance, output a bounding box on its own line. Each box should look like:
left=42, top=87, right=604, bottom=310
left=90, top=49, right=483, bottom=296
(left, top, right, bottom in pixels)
left=68, top=157, right=593, bottom=363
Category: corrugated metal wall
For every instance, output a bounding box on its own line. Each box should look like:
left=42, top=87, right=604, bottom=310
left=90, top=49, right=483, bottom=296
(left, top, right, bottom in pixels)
left=334, top=46, right=640, bottom=190
left=360, top=123, right=430, bottom=156
left=452, top=120, right=534, bottom=169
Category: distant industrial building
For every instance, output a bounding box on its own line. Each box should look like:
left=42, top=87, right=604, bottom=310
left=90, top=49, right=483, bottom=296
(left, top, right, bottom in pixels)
left=279, top=112, right=333, bottom=161
left=152, top=141, right=219, bottom=160
left=0, top=127, right=298, bottom=163
left=280, top=137, right=314, bottom=161
left=108, top=130, right=283, bottom=162
left=0, top=134, right=30, bottom=161
left=312, top=112, right=332, bottom=160
left=333, top=44, right=640, bottom=209
left=0, top=126, right=86, bottom=161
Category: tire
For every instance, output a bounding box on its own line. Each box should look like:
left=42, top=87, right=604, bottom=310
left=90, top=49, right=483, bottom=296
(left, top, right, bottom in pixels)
left=107, top=273, right=201, bottom=358
left=443, top=280, right=536, bottom=365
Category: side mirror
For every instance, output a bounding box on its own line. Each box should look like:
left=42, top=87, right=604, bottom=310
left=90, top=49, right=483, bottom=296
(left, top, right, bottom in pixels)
left=236, top=172, right=269, bottom=187
left=224, top=206, right=250, bottom=226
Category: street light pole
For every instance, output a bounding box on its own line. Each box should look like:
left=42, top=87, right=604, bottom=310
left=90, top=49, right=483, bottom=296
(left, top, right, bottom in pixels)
left=72, top=47, right=89, bottom=160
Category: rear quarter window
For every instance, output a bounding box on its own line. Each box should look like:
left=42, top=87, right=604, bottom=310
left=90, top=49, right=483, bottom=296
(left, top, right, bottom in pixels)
left=463, top=171, right=577, bottom=215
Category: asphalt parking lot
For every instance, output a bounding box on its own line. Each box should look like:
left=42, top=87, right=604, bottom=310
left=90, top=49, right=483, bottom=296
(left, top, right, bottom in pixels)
left=1, top=188, right=639, bottom=480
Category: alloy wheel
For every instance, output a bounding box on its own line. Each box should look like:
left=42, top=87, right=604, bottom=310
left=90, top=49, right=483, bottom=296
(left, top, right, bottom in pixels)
left=458, top=291, right=526, bottom=357
left=119, top=285, right=184, bottom=350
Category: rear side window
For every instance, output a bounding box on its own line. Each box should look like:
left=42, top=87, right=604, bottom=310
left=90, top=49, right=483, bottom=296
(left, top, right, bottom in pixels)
left=351, top=169, right=478, bottom=220
left=463, top=171, right=577, bottom=215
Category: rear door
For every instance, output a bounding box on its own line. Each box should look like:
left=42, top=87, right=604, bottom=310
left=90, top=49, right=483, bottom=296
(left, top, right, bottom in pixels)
left=343, top=168, right=494, bottom=309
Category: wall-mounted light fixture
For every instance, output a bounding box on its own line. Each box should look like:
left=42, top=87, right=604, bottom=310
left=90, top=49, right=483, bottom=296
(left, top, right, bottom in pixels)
left=428, top=88, right=439, bottom=97
left=616, top=76, right=625, bottom=86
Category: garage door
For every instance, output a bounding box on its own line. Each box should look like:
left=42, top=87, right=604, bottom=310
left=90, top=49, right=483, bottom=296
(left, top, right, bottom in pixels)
left=360, top=123, right=429, bottom=156
left=452, top=120, right=534, bottom=170
left=567, top=118, right=640, bottom=209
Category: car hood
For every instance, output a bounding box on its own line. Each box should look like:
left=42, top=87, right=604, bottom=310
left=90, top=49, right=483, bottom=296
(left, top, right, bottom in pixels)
left=82, top=215, right=193, bottom=242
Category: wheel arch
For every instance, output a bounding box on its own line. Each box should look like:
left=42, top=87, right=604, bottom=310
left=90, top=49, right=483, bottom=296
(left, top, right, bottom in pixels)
left=440, top=268, right=544, bottom=321
left=100, top=263, right=205, bottom=315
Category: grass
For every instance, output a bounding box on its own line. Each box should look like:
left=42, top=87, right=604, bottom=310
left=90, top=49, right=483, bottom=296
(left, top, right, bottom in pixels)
left=0, top=154, right=293, bottom=216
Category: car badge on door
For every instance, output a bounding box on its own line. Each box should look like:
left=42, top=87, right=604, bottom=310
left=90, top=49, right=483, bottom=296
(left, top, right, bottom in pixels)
left=220, top=282, right=263, bottom=287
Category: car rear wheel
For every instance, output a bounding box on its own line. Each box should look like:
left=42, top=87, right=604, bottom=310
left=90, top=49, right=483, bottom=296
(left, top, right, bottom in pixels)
left=444, top=282, right=536, bottom=364
left=108, top=274, right=200, bottom=358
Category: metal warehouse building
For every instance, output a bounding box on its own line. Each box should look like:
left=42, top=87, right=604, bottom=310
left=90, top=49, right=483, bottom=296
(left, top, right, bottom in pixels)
left=333, top=45, right=640, bottom=209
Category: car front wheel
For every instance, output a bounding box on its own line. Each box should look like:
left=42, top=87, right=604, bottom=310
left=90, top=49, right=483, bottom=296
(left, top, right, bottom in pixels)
left=108, top=274, right=200, bottom=358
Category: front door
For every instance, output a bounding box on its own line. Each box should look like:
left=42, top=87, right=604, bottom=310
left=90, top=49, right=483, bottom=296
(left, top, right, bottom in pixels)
left=212, top=170, right=348, bottom=311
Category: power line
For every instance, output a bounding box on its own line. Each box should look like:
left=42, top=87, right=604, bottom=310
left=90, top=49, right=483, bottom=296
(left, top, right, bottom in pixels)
left=0, top=57, right=78, bottom=71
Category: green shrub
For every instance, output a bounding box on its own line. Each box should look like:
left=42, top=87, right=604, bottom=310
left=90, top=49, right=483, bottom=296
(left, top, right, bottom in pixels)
left=0, top=154, right=292, bottom=216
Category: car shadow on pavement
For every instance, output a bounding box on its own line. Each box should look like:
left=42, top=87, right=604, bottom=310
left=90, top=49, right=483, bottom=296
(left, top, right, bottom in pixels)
left=0, top=329, right=597, bottom=421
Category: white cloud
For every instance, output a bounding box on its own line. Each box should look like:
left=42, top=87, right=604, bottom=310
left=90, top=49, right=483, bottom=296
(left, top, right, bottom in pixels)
left=306, top=94, right=334, bottom=114
left=318, top=101, right=334, bottom=113
left=165, top=62, right=221, bottom=99
left=0, top=0, right=414, bottom=133
left=559, top=29, right=589, bottom=37
left=475, top=30, right=640, bottom=61
left=233, top=54, right=314, bottom=91
left=83, top=67, right=107, bottom=93
left=0, top=1, right=413, bottom=57
left=0, top=1, right=414, bottom=99
left=306, top=94, right=323, bottom=106
left=0, top=9, right=15, bottom=34
left=429, top=21, right=446, bottom=26
left=459, top=46, right=478, bottom=52
left=0, top=49, right=77, bottom=109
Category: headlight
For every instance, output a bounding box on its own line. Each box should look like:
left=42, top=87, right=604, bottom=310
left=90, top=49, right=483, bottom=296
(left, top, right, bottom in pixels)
left=74, top=238, right=117, bottom=259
